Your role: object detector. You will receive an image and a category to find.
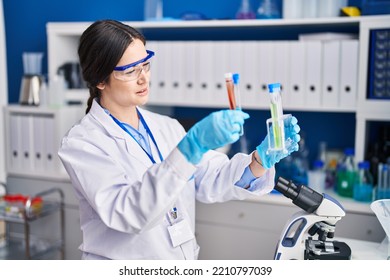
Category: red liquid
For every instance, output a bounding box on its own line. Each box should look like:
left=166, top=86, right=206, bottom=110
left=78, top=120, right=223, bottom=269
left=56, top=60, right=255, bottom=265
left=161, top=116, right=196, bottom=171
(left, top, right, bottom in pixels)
left=225, top=79, right=236, bottom=109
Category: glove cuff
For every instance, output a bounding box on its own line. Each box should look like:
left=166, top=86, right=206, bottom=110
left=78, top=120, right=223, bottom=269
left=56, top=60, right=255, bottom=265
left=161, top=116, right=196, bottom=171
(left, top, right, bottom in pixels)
left=256, top=145, right=272, bottom=169
left=177, top=135, right=206, bottom=165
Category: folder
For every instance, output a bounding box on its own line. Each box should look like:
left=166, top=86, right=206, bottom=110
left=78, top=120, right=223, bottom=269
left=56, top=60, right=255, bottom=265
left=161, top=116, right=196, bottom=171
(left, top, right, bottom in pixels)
left=288, top=41, right=305, bottom=108
left=257, top=41, right=275, bottom=108
left=339, top=40, right=358, bottom=109
left=182, top=41, right=199, bottom=105
left=156, top=41, right=170, bottom=104
left=213, top=41, right=230, bottom=107
left=20, top=114, right=33, bottom=171
left=305, top=41, right=322, bottom=108
left=145, top=41, right=159, bottom=104
left=197, top=41, right=214, bottom=107
left=32, top=115, right=45, bottom=173
left=242, top=41, right=259, bottom=109
left=322, top=41, right=341, bottom=108
left=9, top=113, right=22, bottom=171
left=169, top=41, right=185, bottom=105
left=43, top=116, right=56, bottom=173
left=273, top=41, right=290, bottom=106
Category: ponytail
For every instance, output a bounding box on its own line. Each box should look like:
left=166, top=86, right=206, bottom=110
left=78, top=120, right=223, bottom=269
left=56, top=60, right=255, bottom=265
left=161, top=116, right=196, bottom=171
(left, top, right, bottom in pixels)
left=85, top=87, right=100, bottom=114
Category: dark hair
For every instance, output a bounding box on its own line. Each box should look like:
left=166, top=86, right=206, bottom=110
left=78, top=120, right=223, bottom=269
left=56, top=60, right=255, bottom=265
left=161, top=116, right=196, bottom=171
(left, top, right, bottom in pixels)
left=78, top=19, right=146, bottom=114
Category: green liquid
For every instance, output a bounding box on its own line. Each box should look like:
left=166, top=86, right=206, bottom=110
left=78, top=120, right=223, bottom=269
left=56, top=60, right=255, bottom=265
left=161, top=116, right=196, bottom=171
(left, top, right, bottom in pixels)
left=270, top=103, right=283, bottom=149
left=336, top=171, right=356, bottom=197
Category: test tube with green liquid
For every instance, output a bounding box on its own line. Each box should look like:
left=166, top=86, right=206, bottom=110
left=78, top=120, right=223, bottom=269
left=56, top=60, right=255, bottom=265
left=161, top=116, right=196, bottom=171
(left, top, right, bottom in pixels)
left=267, top=83, right=286, bottom=152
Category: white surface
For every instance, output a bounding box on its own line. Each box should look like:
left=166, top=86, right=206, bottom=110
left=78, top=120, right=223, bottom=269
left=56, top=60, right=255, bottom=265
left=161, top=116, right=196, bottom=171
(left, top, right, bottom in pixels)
left=338, top=237, right=386, bottom=260
left=0, top=0, right=8, bottom=184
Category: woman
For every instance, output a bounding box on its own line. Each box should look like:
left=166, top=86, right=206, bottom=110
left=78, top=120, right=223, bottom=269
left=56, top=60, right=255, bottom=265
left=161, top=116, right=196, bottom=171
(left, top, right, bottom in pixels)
left=58, top=19, right=300, bottom=260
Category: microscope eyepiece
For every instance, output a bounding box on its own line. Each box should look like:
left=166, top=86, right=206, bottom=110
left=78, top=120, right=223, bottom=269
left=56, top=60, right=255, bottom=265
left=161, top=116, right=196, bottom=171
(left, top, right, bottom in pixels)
left=275, top=177, right=323, bottom=213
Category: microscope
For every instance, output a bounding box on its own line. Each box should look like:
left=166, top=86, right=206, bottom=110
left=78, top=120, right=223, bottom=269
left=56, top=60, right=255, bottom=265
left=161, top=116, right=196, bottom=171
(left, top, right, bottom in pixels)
left=274, top=177, right=352, bottom=260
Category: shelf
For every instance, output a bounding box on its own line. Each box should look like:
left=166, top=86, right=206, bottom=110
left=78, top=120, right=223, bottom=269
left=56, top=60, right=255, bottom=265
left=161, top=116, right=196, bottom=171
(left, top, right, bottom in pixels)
left=46, top=16, right=369, bottom=33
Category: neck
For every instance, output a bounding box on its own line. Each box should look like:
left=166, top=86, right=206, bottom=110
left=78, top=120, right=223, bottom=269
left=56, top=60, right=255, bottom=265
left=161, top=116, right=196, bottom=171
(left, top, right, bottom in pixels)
left=101, top=100, right=139, bottom=129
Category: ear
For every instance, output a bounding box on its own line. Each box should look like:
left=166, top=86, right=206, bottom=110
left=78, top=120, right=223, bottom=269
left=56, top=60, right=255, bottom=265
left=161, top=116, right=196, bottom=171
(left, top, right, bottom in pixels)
left=96, top=82, right=105, bottom=90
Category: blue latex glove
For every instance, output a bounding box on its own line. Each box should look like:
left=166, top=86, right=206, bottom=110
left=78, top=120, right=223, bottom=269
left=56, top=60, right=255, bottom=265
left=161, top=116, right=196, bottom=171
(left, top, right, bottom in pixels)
left=256, top=115, right=301, bottom=169
left=178, top=109, right=250, bottom=164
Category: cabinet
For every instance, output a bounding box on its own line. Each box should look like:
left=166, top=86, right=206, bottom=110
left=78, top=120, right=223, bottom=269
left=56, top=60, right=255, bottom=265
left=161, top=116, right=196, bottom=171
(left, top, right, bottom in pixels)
left=0, top=187, right=64, bottom=259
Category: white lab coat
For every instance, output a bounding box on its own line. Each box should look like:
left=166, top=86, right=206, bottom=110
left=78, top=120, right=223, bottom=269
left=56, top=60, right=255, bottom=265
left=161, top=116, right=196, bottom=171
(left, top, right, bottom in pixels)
left=58, top=99, right=275, bottom=260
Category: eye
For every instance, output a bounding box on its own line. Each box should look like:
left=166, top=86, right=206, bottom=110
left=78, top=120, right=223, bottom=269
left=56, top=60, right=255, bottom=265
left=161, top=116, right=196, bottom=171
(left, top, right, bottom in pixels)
left=123, top=68, right=136, bottom=75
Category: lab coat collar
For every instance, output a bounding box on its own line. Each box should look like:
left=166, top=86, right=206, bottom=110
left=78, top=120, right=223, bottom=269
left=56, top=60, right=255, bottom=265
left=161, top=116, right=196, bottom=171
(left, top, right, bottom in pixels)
left=89, top=99, right=164, bottom=167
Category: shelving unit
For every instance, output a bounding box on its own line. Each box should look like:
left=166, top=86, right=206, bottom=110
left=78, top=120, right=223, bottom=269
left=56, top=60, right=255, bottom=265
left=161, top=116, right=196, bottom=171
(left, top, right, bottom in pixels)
left=0, top=188, right=64, bottom=259
left=46, top=15, right=390, bottom=163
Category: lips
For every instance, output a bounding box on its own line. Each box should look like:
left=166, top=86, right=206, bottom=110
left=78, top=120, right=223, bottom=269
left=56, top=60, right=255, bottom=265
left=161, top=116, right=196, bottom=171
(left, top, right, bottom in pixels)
left=136, top=88, right=148, bottom=96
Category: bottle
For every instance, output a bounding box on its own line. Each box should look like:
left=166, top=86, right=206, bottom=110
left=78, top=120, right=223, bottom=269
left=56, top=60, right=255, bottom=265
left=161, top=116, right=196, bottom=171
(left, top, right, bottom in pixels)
left=236, top=0, right=256, bottom=19
left=291, top=132, right=309, bottom=186
left=353, top=161, right=373, bottom=202
left=336, top=148, right=356, bottom=197
left=144, top=0, right=163, bottom=21
left=308, top=160, right=326, bottom=193
left=257, top=0, right=281, bottom=19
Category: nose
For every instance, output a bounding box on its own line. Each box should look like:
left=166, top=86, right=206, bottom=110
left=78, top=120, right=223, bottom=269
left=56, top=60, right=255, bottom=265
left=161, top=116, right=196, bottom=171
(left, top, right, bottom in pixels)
left=137, top=67, right=148, bottom=84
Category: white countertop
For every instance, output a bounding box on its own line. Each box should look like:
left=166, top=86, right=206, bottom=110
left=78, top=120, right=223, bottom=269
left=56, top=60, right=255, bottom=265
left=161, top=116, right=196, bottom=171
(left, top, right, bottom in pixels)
left=337, top=237, right=388, bottom=260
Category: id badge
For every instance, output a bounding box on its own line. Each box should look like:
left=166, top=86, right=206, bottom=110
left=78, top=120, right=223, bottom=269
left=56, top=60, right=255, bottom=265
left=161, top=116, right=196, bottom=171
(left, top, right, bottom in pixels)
left=167, top=219, right=195, bottom=248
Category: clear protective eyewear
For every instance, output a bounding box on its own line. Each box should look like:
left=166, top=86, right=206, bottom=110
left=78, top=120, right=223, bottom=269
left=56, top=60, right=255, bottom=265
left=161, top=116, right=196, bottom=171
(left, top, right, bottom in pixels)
left=113, top=50, right=155, bottom=81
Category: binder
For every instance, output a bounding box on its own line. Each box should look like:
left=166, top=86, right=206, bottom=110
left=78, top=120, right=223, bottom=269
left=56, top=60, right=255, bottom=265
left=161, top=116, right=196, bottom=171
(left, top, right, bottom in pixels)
left=168, top=41, right=185, bottom=105
left=273, top=41, right=290, bottom=105
left=339, top=40, right=358, bottom=109
left=257, top=41, right=275, bottom=107
left=242, top=41, right=259, bottom=108
left=145, top=41, right=159, bottom=104
left=305, top=41, right=322, bottom=108
left=182, top=41, right=199, bottom=105
left=197, top=41, right=214, bottom=107
left=9, top=113, right=22, bottom=171
left=287, top=41, right=306, bottom=108
left=20, top=114, right=33, bottom=171
left=43, top=116, right=56, bottom=173
left=322, top=40, right=341, bottom=108
left=213, top=41, right=230, bottom=107
left=32, top=115, right=45, bottom=173
left=156, top=41, right=170, bottom=104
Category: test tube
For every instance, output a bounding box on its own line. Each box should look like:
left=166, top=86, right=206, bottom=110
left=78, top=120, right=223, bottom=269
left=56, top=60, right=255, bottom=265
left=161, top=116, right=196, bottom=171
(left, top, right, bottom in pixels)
left=224, top=73, right=236, bottom=110
left=267, top=83, right=286, bottom=152
left=232, top=73, right=242, bottom=110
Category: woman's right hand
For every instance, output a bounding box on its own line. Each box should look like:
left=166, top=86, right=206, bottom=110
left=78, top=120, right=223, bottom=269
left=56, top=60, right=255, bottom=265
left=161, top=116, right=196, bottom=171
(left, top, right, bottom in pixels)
left=178, top=109, right=250, bottom=164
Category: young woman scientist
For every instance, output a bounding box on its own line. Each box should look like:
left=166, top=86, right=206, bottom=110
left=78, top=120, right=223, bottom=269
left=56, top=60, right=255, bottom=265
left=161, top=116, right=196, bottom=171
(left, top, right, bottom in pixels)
left=58, top=19, right=301, bottom=260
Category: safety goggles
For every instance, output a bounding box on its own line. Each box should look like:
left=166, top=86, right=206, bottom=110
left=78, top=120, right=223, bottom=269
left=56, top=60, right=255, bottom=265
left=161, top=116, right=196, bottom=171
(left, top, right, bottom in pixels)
left=113, top=50, right=155, bottom=81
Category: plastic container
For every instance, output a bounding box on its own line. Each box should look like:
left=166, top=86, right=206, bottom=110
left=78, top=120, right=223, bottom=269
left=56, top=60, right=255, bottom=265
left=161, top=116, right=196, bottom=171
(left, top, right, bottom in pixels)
left=336, top=148, right=356, bottom=197
left=353, top=161, right=374, bottom=202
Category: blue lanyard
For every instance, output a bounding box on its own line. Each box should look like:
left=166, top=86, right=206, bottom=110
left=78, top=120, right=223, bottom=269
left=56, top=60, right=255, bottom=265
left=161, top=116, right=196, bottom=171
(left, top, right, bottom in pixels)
left=110, top=109, right=164, bottom=164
